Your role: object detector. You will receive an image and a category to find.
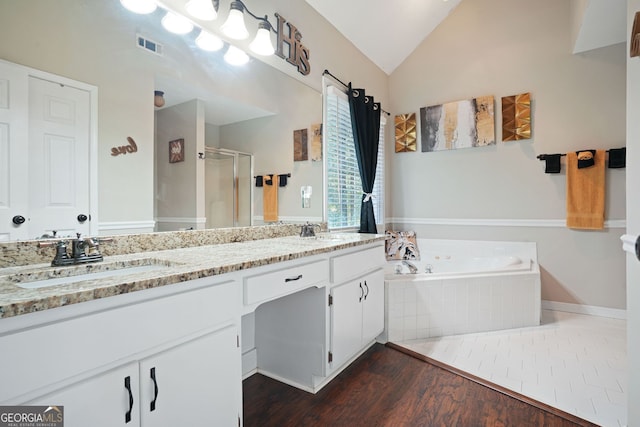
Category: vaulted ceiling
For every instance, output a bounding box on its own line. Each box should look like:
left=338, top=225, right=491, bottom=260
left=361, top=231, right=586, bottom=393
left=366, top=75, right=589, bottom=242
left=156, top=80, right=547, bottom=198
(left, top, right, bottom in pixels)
left=305, top=0, right=627, bottom=75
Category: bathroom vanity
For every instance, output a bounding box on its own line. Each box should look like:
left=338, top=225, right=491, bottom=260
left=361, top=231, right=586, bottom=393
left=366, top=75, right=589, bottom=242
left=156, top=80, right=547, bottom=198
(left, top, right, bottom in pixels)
left=0, top=229, right=385, bottom=426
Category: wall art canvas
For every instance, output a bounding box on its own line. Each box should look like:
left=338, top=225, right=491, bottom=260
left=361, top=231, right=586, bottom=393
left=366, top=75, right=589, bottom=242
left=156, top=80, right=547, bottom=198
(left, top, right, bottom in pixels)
left=420, top=95, right=495, bottom=152
left=169, top=138, right=184, bottom=163
left=293, top=128, right=308, bottom=161
left=395, top=113, right=417, bottom=152
left=310, top=123, right=322, bottom=161
left=502, top=92, right=531, bottom=141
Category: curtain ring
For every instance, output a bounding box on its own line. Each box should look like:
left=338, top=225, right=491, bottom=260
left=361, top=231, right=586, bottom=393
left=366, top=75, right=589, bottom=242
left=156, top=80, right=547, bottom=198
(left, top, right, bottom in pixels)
left=352, top=89, right=360, bottom=98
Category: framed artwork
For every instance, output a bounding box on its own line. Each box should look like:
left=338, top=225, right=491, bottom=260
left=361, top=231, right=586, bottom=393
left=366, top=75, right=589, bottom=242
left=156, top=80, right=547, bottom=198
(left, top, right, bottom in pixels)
left=420, top=95, right=495, bottom=152
left=502, top=92, right=531, bottom=141
left=169, top=138, right=184, bottom=163
left=294, top=128, right=308, bottom=161
left=395, top=113, right=417, bottom=152
left=310, top=123, right=322, bottom=161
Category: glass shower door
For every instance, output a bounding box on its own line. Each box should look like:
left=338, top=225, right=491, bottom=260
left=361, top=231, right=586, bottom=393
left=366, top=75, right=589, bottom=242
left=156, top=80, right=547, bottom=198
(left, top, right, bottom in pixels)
left=204, top=148, right=253, bottom=228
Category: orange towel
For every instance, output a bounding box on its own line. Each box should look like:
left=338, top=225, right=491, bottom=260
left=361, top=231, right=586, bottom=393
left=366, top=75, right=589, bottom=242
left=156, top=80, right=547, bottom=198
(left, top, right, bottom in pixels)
left=566, top=150, right=605, bottom=229
left=263, top=176, right=278, bottom=222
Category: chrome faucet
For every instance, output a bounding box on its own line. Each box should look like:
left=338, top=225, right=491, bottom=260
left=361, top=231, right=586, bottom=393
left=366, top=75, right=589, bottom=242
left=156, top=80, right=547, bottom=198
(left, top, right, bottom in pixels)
left=40, top=233, right=111, bottom=266
left=402, top=260, right=418, bottom=274
left=425, top=264, right=433, bottom=274
left=300, top=222, right=321, bottom=237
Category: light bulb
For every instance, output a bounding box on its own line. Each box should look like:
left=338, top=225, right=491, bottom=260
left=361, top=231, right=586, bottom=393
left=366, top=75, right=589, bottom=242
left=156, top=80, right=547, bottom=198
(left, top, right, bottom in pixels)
left=221, top=3, right=249, bottom=40
left=186, top=0, right=217, bottom=21
left=224, top=46, right=249, bottom=66
left=196, top=30, right=223, bottom=51
left=120, top=0, right=157, bottom=14
left=249, top=21, right=275, bottom=56
left=161, top=11, right=194, bottom=34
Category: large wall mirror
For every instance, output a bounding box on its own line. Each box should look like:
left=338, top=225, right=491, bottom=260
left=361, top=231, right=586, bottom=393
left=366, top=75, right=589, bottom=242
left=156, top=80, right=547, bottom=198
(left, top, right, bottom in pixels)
left=0, top=0, right=322, bottom=241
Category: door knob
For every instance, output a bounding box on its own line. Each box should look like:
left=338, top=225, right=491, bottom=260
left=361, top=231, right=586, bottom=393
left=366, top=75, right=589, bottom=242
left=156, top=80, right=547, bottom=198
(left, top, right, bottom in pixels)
left=77, top=214, right=88, bottom=223
left=12, top=215, right=26, bottom=225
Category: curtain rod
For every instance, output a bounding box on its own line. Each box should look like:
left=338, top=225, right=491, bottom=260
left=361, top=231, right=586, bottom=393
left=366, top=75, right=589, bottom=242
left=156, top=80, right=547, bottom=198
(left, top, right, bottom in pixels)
left=322, top=69, right=390, bottom=116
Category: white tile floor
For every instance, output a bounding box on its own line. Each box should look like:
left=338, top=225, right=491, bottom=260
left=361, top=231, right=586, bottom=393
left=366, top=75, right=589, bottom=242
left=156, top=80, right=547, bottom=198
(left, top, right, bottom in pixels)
left=396, top=310, right=627, bottom=427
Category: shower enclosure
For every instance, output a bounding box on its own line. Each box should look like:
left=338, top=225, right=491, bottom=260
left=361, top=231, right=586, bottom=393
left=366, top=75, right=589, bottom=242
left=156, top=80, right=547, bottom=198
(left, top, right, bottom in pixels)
left=204, top=147, right=253, bottom=228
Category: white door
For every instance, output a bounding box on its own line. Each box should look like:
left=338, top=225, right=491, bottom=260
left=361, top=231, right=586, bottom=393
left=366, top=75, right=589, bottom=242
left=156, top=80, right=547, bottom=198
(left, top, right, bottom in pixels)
left=139, top=326, right=242, bottom=427
left=0, top=60, right=29, bottom=241
left=28, top=76, right=91, bottom=238
left=25, top=362, right=140, bottom=427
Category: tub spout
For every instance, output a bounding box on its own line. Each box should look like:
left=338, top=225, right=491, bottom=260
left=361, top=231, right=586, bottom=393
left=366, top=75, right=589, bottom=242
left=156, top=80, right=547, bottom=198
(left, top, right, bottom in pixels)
left=425, top=264, right=433, bottom=274
left=402, top=260, right=418, bottom=274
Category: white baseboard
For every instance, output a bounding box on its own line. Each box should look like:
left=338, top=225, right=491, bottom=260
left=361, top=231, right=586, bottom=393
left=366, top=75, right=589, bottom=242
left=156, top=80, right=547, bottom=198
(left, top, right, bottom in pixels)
left=99, top=220, right=156, bottom=232
left=242, top=348, right=257, bottom=378
left=542, top=300, right=626, bottom=320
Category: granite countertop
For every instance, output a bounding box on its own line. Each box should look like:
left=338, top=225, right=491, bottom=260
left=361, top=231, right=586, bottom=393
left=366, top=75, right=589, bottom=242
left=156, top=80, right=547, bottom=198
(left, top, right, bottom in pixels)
left=0, top=233, right=385, bottom=319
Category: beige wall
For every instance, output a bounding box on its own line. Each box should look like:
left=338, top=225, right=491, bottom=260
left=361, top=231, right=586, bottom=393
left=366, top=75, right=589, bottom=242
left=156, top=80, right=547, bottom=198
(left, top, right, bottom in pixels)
left=626, top=1, right=640, bottom=423
left=389, top=0, right=627, bottom=309
left=155, top=99, right=204, bottom=231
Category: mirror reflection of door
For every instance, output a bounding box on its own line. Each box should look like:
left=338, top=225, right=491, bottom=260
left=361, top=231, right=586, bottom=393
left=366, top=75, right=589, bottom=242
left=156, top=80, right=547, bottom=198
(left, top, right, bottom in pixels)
left=0, top=60, right=93, bottom=241
left=204, top=148, right=253, bottom=228
left=29, top=76, right=91, bottom=239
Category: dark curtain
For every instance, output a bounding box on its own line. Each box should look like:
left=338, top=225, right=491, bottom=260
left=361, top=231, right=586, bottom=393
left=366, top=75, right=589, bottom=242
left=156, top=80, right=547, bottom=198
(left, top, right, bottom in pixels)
left=348, top=83, right=381, bottom=234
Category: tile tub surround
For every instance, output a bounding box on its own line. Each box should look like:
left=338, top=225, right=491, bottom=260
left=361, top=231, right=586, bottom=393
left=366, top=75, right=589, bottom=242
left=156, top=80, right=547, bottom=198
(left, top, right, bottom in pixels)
left=0, top=231, right=383, bottom=319
left=0, top=223, right=325, bottom=268
left=385, top=239, right=541, bottom=341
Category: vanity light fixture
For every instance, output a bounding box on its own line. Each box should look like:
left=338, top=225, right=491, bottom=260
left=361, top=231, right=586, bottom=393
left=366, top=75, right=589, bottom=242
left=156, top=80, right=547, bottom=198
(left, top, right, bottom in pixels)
left=196, top=29, right=224, bottom=51
left=120, top=0, right=157, bottom=14
left=220, top=1, right=249, bottom=40
left=154, top=90, right=165, bottom=107
left=249, top=20, right=275, bottom=56
left=185, top=0, right=219, bottom=21
left=221, top=0, right=276, bottom=55
left=161, top=11, right=194, bottom=34
left=224, top=45, right=250, bottom=65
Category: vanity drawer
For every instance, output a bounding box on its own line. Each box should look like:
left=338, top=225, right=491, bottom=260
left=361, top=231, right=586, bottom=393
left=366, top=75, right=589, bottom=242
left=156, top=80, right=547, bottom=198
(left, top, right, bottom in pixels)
left=243, top=259, right=328, bottom=306
left=331, top=244, right=385, bottom=284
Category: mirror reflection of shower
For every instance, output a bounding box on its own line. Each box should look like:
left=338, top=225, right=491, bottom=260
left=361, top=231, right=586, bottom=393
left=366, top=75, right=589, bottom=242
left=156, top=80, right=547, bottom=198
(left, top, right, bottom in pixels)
left=204, top=148, right=253, bottom=228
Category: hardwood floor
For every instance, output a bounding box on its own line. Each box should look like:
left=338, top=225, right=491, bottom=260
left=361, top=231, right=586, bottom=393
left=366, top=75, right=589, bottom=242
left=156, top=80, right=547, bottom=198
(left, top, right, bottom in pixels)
left=243, top=343, right=598, bottom=427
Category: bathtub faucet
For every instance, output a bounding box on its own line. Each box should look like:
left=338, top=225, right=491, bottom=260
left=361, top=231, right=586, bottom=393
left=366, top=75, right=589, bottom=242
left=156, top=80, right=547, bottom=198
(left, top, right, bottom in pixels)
left=402, top=260, right=418, bottom=274
left=425, top=264, right=433, bottom=274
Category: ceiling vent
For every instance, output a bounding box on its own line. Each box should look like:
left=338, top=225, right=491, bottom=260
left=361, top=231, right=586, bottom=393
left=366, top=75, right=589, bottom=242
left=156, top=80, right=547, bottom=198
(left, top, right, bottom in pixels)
left=136, top=34, right=163, bottom=55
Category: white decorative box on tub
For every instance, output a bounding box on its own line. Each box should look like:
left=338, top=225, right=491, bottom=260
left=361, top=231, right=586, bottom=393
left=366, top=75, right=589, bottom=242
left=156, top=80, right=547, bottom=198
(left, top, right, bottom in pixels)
left=384, top=239, right=541, bottom=341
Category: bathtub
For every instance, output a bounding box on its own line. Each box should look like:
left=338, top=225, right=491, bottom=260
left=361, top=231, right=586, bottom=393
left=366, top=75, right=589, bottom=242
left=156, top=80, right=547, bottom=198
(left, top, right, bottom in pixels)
left=384, top=239, right=541, bottom=341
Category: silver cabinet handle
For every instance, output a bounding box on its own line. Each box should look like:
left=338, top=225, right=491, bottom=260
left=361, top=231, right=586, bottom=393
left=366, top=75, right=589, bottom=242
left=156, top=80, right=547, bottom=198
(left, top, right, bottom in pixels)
left=285, top=274, right=303, bottom=282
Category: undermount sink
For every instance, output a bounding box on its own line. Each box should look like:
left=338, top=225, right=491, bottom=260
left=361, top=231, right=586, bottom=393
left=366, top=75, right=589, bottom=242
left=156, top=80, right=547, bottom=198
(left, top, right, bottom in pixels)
left=5, top=259, right=176, bottom=290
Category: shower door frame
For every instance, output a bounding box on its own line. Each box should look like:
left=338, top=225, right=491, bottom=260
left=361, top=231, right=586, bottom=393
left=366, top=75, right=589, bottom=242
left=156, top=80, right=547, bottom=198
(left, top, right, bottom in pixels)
left=204, top=147, right=254, bottom=228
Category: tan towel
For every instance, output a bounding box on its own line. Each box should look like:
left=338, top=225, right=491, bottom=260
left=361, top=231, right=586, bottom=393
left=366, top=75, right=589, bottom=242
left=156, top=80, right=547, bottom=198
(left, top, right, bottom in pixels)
left=263, top=176, right=278, bottom=222
left=566, top=150, right=605, bottom=229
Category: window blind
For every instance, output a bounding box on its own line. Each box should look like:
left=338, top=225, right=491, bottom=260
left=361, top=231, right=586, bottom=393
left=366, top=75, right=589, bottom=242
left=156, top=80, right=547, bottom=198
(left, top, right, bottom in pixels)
left=325, top=85, right=385, bottom=230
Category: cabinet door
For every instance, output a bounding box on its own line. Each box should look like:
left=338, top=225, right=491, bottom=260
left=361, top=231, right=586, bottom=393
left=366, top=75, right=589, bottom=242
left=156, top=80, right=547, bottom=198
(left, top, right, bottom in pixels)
left=139, top=325, right=242, bottom=427
left=361, top=269, right=385, bottom=344
left=24, top=362, right=140, bottom=427
left=330, top=280, right=364, bottom=369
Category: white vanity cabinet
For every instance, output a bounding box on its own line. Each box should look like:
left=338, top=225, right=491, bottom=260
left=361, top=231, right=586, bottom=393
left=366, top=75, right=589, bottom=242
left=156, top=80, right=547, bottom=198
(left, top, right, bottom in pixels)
left=1, top=276, right=242, bottom=427
left=243, top=241, right=386, bottom=393
left=329, top=245, right=385, bottom=371
left=24, top=362, right=141, bottom=427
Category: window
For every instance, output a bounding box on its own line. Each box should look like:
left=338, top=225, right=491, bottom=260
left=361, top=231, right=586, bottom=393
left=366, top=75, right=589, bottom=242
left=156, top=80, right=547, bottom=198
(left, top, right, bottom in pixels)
left=324, top=84, right=385, bottom=230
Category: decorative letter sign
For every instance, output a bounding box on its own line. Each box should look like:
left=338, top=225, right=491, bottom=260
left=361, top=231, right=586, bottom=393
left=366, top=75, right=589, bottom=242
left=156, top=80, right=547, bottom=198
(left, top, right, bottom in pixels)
left=275, top=13, right=310, bottom=76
